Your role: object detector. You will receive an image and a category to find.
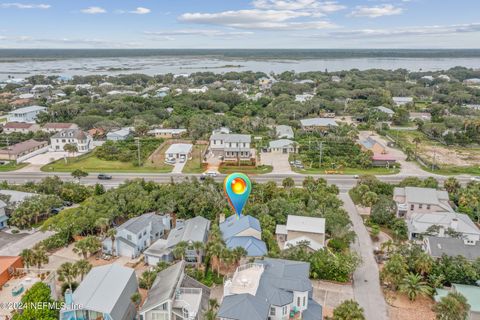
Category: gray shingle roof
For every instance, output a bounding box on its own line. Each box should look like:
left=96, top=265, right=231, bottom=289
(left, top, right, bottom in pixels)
left=141, top=261, right=185, bottom=313
left=408, top=212, right=480, bottom=236
left=210, top=133, right=251, bottom=143
left=300, top=118, right=338, bottom=127
left=51, top=128, right=89, bottom=140
left=426, top=236, right=480, bottom=261
left=8, top=105, right=46, bottom=114
left=166, top=216, right=210, bottom=248
left=218, top=294, right=270, bottom=320
left=117, top=212, right=165, bottom=234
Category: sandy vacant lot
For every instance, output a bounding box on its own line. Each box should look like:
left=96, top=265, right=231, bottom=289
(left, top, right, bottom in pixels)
left=386, top=291, right=435, bottom=320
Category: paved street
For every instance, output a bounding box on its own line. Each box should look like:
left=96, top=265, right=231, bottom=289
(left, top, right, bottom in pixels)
left=339, top=193, right=388, bottom=320
left=0, top=230, right=55, bottom=256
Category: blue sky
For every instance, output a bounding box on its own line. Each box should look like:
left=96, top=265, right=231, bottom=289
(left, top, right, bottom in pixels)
left=0, top=0, right=479, bottom=48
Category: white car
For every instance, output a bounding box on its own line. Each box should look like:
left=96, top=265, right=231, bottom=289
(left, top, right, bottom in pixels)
left=470, top=176, right=480, bottom=182
left=203, top=171, right=218, bottom=177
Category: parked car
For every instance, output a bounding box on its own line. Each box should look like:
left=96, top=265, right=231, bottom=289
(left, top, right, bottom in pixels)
left=63, top=201, right=73, bottom=207
left=50, top=207, right=64, bottom=214
left=201, top=171, right=217, bottom=180
left=97, top=174, right=112, bottom=180
left=179, top=157, right=186, bottom=163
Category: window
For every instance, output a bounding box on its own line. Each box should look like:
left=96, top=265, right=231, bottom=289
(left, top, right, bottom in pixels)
left=297, top=297, right=300, bottom=307
left=270, top=307, right=276, bottom=316
left=127, top=234, right=132, bottom=241
left=410, top=204, right=414, bottom=211
left=303, top=296, right=306, bottom=306
left=143, top=231, right=147, bottom=236
left=419, top=204, right=423, bottom=209
left=282, top=306, right=288, bottom=315
left=427, top=204, right=431, bottom=210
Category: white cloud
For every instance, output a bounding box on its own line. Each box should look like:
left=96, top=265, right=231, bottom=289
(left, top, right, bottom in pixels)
left=81, top=6, right=106, bottom=14
left=349, top=4, right=403, bottom=18
left=0, top=2, right=50, bottom=9
left=327, top=22, right=480, bottom=38
left=252, top=0, right=345, bottom=14
left=179, top=9, right=335, bottom=30
left=130, top=7, right=151, bottom=15
left=145, top=30, right=253, bottom=37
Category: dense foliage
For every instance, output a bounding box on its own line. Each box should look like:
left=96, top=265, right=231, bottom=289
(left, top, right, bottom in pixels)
left=94, top=138, right=163, bottom=164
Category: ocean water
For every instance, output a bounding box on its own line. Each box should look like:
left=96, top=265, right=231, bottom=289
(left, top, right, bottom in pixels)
left=0, top=49, right=479, bottom=80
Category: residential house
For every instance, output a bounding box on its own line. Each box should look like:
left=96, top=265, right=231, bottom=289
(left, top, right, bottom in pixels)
left=165, top=143, right=193, bottom=160
left=359, top=137, right=386, bottom=155
left=300, top=118, right=338, bottom=132
left=219, top=258, right=322, bottom=320
left=435, top=284, right=480, bottom=320
left=371, top=154, right=397, bottom=167
left=275, top=125, right=294, bottom=139
left=409, top=112, right=432, bottom=122
left=268, top=139, right=296, bottom=154
left=393, top=187, right=453, bottom=218
left=463, top=78, right=480, bottom=86
left=209, top=133, right=252, bottom=161
left=7, top=105, right=46, bottom=123
left=2, top=122, right=40, bottom=134
left=139, top=261, right=210, bottom=320
left=188, top=86, right=208, bottom=94
left=331, top=75, right=341, bottom=83
left=463, top=104, right=480, bottom=111
left=375, top=106, right=395, bottom=117
left=295, top=94, right=314, bottom=103
left=392, top=97, right=414, bottom=107
left=276, top=215, right=325, bottom=251
left=423, top=236, right=480, bottom=261
left=41, top=122, right=78, bottom=133
left=144, top=216, right=210, bottom=266
left=106, top=128, right=132, bottom=141
left=220, top=214, right=267, bottom=257
left=0, top=200, right=7, bottom=229
left=50, top=129, right=93, bottom=153
left=0, top=139, right=48, bottom=162
left=148, top=128, right=187, bottom=139
left=0, top=256, right=23, bottom=287
left=407, top=212, right=480, bottom=241
left=0, top=189, right=36, bottom=206
left=60, top=264, right=139, bottom=320
left=102, top=213, right=170, bottom=258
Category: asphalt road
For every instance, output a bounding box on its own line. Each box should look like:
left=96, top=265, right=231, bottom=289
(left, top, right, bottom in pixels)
left=340, top=193, right=389, bottom=320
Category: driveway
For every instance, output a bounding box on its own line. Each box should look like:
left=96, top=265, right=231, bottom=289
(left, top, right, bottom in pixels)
left=0, top=231, right=28, bottom=250
left=0, top=230, right=55, bottom=256
left=339, top=193, right=388, bottom=320
left=312, top=280, right=354, bottom=317
left=172, top=160, right=187, bottom=173
left=17, top=151, right=70, bottom=172
left=261, top=152, right=296, bottom=174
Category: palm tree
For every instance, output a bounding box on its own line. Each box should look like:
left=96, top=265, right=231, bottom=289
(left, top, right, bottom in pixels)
left=413, top=253, right=433, bottom=276
left=231, top=247, right=247, bottom=265
left=32, top=246, right=49, bottom=270
left=173, top=241, right=189, bottom=261
left=207, top=241, right=225, bottom=276
left=380, top=240, right=395, bottom=255
left=332, top=299, right=365, bottom=320
left=205, top=299, right=219, bottom=320
left=75, top=259, right=92, bottom=281
left=433, top=292, right=470, bottom=320
left=63, top=143, right=78, bottom=157
left=399, top=273, right=432, bottom=301
left=192, top=241, right=205, bottom=269
left=95, top=217, right=110, bottom=237
left=73, top=239, right=91, bottom=260
left=57, top=262, right=79, bottom=291
left=106, top=228, right=117, bottom=256
left=131, top=292, right=142, bottom=311
left=20, top=249, right=34, bottom=272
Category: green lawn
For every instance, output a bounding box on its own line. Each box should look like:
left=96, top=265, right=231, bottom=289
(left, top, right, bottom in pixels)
left=219, top=165, right=273, bottom=174
left=41, top=153, right=173, bottom=173
left=0, top=161, right=28, bottom=172
left=422, top=165, right=480, bottom=176
left=293, top=166, right=400, bottom=175
left=183, top=145, right=208, bottom=174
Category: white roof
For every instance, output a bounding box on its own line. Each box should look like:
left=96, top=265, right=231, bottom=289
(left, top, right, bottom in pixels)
left=165, top=143, right=193, bottom=155
left=0, top=189, right=36, bottom=203
left=275, top=224, right=287, bottom=235
left=8, top=105, right=46, bottom=114
left=148, top=128, right=187, bottom=134
left=269, top=139, right=294, bottom=148
left=300, top=118, right=338, bottom=127
left=408, top=212, right=480, bottom=236
left=286, top=215, right=325, bottom=234
left=393, top=97, right=413, bottom=103
left=275, top=125, right=294, bottom=138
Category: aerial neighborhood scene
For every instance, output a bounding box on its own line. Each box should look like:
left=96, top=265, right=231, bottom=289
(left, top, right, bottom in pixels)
left=1, top=0, right=480, bottom=320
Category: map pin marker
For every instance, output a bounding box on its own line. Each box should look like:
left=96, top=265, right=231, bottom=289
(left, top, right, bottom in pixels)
left=224, top=173, right=252, bottom=218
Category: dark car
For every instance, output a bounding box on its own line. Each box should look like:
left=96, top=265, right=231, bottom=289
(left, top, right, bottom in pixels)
left=97, top=174, right=112, bottom=180
left=50, top=207, right=64, bottom=214
left=63, top=201, right=73, bottom=207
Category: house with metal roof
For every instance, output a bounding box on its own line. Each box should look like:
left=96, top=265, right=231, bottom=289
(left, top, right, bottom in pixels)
left=165, top=143, right=193, bottom=160
left=268, top=139, right=296, bottom=154
left=276, top=215, right=326, bottom=252
left=60, top=264, right=139, bottom=320
left=434, top=284, right=480, bottom=320
left=106, top=128, right=132, bottom=141
left=144, top=216, right=210, bottom=266
left=393, top=187, right=453, bottom=218
left=220, top=214, right=267, bottom=257
left=7, top=105, right=46, bottom=123
left=392, top=97, right=414, bottom=106
left=423, top=236, right=480, bottom=261
left=219, top=258, right=322, bottom=320
left=299, top=118, right=338, bottom=132
left=275, top=125, right=294, bottom=139
left=407, top=212, right=480, bottom=242
left=148, top=128, right=187, bottom=139
left=102, top=212, right=170, bottom=258
left=375, top=106, right=395, bottom=117
left=139, top=261, right=210, bottom=320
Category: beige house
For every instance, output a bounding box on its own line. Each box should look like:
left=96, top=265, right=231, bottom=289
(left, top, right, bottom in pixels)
left=394, top=187, right=454, bottom=218
left=276, top=215, right=325, bottom=251
left=2, top=122, right=40, bottom=134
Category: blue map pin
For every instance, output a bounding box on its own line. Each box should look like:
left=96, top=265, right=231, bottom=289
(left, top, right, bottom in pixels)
left=223, top=173, right=252, bottom=218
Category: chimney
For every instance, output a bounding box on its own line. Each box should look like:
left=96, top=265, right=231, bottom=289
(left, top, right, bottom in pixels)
left=450, top=218, right=458, bottom=231
left=219, top=213, right=226, bottom=224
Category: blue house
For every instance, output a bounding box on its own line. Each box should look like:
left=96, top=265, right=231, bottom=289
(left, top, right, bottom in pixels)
left=0, top=200, right=7, bottom=229
left=220, top=215, right=267, bottom=257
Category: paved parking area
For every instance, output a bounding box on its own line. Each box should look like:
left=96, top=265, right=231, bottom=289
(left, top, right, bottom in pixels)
left=312, top=280, right=354, bottom=309
left=0, top=230, right=55, bottom=256
left=0, top=231, right=28, bottom=250
left=261, top=152, right=295, bottom=174
left=16, top=151, right=70, bottom=172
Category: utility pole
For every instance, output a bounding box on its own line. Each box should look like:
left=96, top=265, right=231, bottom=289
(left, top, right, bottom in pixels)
left=432, top=147, right=436, bottom=171
left=319, top=141, right=323, bottom=168
left=135, top=138, right=141, bottom=167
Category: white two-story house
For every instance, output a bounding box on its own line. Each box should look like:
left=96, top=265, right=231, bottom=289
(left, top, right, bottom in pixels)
left=139, top=261, right=210, bottom=320
left=7, top=105, right=46, bottom=123
left=49, top=128, right=93, bottom=153
left=218, top=258, right=322, bottom=320
left=393, top=187, right=454, bottom=218
left=102, top=213, right=171, bottom=259
left=209, top=133, right=252, bottom=161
